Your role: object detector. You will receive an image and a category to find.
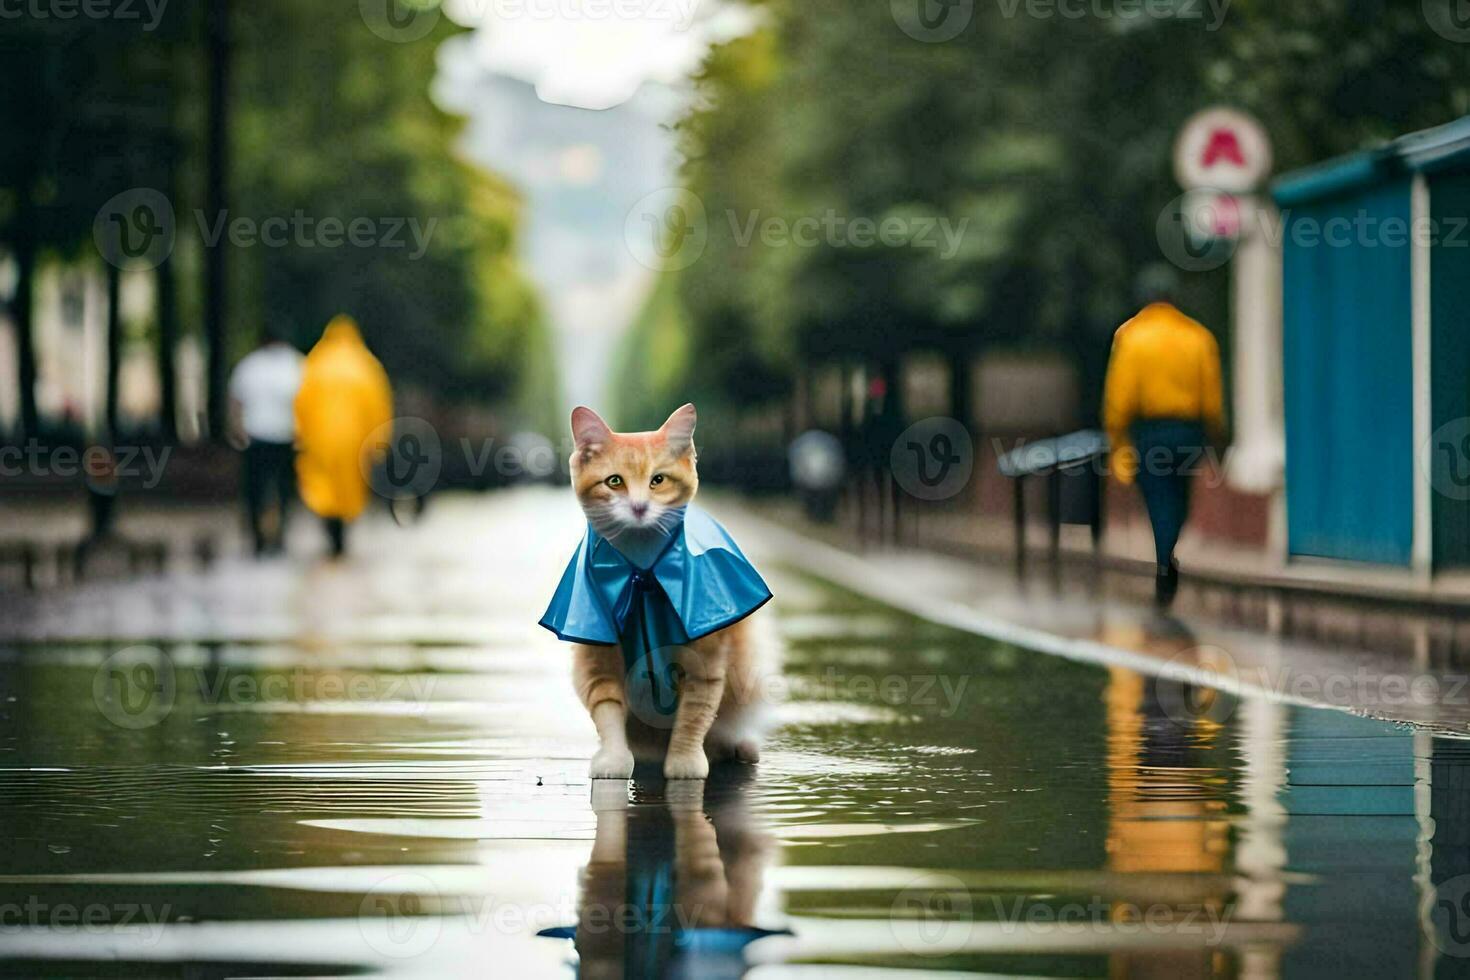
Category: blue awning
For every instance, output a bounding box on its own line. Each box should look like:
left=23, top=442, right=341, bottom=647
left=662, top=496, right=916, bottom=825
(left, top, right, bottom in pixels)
left=1273, top=114, right=1470, bottom=207
left=1394, top=115, right=1470, bottom=175
left=1272, top=147, right=1399, bottom=208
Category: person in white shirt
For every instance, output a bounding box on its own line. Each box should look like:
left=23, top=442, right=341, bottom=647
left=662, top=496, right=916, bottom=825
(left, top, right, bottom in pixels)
left=228, top=326, right=305, bottom=555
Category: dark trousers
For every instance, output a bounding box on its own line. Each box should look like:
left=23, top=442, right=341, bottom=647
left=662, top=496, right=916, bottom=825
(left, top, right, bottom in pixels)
left=242, top=440, right=295, bottom=555
left=1132, top=419, right=1206, bottom=569
left=324, top=517, right=346, bottom=557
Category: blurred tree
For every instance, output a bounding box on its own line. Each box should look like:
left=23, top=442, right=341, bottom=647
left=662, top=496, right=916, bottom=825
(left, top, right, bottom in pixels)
left=227, top=0, right=555, bottom=427
left=630, top=0, right=1470, bottom=440
left=0, top=0, right=555, bottom=441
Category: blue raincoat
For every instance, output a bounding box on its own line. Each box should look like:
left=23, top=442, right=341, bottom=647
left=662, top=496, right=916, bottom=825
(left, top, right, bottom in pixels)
left=540, top=506, right=772, bottom=722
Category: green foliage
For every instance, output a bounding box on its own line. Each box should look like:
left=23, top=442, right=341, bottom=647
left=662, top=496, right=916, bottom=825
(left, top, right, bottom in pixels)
left=625, top=0, right=1470, bottom=421
left=230, top=1, right=555, bottom=425
left=0, top=1, right=557, bottom=433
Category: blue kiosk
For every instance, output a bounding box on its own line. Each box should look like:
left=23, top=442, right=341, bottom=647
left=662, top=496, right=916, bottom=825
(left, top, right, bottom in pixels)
left=1274, top=116, right=1470, bottom=570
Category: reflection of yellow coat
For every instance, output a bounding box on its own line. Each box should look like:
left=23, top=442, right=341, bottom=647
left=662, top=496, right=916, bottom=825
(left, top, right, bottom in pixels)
left=294, top=316, right=393, bottom=520
left=1102, top=303, right=1225, bottom=485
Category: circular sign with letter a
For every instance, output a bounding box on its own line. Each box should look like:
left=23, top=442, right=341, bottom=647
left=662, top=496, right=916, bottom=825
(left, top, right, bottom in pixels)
left=1174, top=107, right=1273, bottom=195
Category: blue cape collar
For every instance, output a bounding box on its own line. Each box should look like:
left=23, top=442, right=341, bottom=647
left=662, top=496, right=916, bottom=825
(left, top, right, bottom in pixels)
left=539, top=505, right=772, bottom=646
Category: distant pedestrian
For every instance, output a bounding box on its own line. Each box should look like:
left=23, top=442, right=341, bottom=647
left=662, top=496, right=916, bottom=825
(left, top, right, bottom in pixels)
left=293, top=315, right=393, bottom=558
left=228, top=325, right=304, bottom=556
left=1103, top=268, right=1225, bottom=607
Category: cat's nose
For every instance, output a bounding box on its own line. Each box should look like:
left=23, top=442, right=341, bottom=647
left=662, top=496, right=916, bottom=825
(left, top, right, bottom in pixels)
left=630, top=502, right=649, bottom=519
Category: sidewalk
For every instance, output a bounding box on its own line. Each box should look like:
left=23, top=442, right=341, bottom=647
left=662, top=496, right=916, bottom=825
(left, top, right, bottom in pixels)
left=742, top=489, right=1470, bottom=663
left=720, top=494, right=1470, bottom=736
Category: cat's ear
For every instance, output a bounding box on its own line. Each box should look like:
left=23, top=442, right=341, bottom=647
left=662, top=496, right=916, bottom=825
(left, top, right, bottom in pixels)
left=571, top=406, right=612, bottom=457
left=660, top=403, right=697, bottom=457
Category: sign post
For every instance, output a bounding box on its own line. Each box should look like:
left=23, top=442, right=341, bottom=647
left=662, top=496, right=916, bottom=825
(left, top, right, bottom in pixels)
left=1173, top=107, right=1285, bottom=502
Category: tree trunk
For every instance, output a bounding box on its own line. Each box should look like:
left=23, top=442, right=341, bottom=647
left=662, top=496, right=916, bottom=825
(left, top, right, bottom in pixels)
left=204, top=0, right=231, bottom=440
left=155, top=252, right=178, bottom=440
left=12, top=225, right=38, bottom=436
left=948, top=346, right=972, bottom=430
left=105, top=261, right=121, bottom=437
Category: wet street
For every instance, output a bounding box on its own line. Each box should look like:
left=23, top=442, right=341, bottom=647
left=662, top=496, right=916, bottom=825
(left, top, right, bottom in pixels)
left=1, top=489, right=1469, bottom=978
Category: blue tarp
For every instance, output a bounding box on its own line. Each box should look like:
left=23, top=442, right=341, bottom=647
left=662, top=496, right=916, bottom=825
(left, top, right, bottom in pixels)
left=1277, top=175, right=1415, bottom=565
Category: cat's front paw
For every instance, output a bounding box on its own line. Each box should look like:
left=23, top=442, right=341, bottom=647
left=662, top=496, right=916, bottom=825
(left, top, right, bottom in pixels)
left=663, top=748, right=710, bottom=780
left=589, top=745, right=634, bottom=779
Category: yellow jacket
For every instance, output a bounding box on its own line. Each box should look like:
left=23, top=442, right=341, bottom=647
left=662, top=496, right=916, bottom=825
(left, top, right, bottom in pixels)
left=294, top=315, right=393, bottom=520
left=1102, top=303, right=1224, bottom=485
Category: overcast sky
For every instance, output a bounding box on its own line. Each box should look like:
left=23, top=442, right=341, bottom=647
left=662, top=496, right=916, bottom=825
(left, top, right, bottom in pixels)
left=434, top=0, right=757, bottom=415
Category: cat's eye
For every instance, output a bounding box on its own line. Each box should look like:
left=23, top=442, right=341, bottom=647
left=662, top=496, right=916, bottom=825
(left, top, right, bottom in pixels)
left=650, top=474, right=666, bottom=487
left=605, top=475, right=623, bottom=488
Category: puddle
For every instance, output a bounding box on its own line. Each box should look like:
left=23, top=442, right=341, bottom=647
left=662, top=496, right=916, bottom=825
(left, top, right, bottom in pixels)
left=0, top=491, right=1465, bottom=977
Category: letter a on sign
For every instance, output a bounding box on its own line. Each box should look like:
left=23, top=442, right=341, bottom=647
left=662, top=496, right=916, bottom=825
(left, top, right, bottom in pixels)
left=1201, top=129, right=1247, bottom=168
left=1174, top=107, right=1272, bottom=194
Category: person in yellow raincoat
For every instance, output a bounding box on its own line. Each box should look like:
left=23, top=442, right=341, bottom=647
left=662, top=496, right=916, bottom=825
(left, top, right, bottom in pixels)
left=1103, top=269, right=1224, bottom=607
left=293, top=315, right=393, bottom=557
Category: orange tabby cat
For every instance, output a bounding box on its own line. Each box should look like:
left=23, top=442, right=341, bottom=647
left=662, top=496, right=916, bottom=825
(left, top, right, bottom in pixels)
left=567, top=404, right=776, bottom=780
